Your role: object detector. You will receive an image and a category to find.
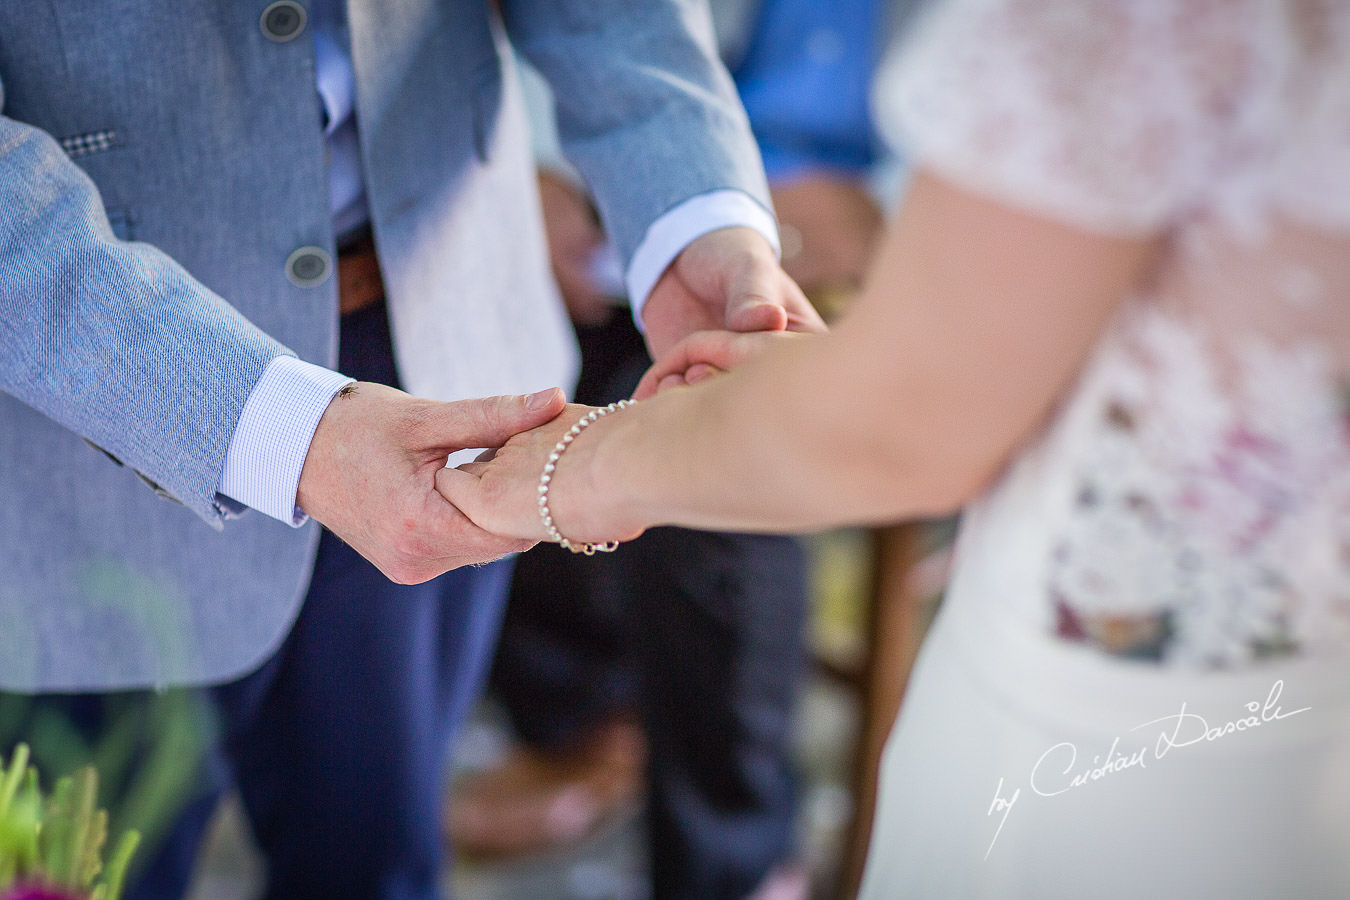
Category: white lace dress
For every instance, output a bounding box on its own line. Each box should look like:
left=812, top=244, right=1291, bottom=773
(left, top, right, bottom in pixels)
left=860, top=1, right=1350, bottom=896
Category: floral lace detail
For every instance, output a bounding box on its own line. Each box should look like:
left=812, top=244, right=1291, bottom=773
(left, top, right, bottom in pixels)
left=876, top=0, right=1350, bottom=236
left=874, top=0, right=1350, bottom=670
left=1049, top=308, right=1350, bottom=668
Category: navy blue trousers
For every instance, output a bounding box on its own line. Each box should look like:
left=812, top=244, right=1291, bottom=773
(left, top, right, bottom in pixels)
left=213, top=534, right=510, bottom=900
left=128, top=535, right=511, bottom=900
left=129, top=300, right=513, bottom=900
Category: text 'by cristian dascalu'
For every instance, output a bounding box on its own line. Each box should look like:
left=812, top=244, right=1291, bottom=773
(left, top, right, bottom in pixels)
left=983, top=679, right=1310, bottom=859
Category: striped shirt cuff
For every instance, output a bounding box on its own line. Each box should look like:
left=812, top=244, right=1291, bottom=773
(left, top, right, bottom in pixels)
left=218, top=356, right=355, bottom=526
left=625, top=189, right=781, bottom=331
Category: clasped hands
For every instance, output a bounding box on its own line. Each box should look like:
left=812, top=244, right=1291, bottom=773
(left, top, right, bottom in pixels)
left=296, top=228, right=823, bottom=584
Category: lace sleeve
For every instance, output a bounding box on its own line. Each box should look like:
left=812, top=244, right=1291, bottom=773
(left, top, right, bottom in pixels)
left=874, top=0, right=1273, bottom=234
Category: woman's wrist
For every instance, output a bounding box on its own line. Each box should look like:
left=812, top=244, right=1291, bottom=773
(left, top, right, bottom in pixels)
left=538, top=401, right=633, bottom=554
left=543, top=400, right=647, bottom=547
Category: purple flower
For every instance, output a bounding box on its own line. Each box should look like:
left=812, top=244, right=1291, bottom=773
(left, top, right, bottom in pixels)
left=1, top=885, right=87, bottom=900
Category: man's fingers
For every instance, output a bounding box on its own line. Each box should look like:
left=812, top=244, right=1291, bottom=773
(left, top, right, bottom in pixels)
left=306, top=383, right=549, bottom=584
left=724, top=261, right=828, bottom=336
left=429, top=388, right=565, bottom=450
left=721, top=254, right=791, bottom=333
left=725, top=289, right=789, bottom=334
left=386, top=486, right=535, bottom=581
left=781, top=278, right=829, bottom=334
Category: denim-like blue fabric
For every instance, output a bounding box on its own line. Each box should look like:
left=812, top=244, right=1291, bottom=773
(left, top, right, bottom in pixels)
left=0, top=0, right=767, bottom=690
left=732, top=0, right=887, bottom=179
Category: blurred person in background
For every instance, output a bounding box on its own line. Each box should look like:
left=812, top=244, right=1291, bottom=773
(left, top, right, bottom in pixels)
left=447, top=2, right=920, bottom=898
left=441, top=0, right=1350, bottom=896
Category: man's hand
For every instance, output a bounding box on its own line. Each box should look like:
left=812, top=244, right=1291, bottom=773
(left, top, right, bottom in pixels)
left=640, top=226, right=826, bottom=362
left=295, top=383, right=566, bottom=584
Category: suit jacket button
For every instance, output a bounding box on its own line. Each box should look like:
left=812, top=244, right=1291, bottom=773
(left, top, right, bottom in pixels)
left=260, top=1, right=307, bottom=42
left=286, top=246, right=332, bottom=287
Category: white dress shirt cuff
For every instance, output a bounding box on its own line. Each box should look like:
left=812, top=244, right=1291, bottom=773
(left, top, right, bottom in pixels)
left=218, top=356, right=355, bottom=526
left=625, top=190, right=780, bottom=330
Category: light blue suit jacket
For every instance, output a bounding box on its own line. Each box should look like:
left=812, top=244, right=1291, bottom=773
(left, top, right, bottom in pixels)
left=0, top=0, right=770, bottom=690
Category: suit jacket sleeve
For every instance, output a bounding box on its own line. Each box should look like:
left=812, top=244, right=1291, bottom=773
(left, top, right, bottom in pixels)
left=501, top=0, right=774, bottom=268
left=0, top=112, right=293, bottom=528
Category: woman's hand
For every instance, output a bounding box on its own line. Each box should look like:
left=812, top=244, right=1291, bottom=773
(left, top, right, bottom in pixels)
left=633, top=329, right=814, bottom=400
left=435, top=403, right=646, bottom=548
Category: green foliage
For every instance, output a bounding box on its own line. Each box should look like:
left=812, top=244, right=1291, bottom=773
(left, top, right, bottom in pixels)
left=0, top=745, right=139, bottom=900
left=0, top=690, right=214, bottom=883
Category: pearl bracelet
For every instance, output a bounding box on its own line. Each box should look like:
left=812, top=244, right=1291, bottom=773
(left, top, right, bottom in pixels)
left=537, top=399, right=634, bottom=555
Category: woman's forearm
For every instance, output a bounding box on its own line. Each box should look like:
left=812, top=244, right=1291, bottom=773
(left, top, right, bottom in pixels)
left=587, top=332, right=961, bottom=536
left=572, top=172, right=1159, bottom=538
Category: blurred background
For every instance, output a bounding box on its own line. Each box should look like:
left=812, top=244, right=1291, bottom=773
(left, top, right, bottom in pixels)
left=174, top=524, right=957, bottom=900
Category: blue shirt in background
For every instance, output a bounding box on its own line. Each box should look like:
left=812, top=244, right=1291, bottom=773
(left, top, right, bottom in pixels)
left=731, top=0, right=885, bottom=181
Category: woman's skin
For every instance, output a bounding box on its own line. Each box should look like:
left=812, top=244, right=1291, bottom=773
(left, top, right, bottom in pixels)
left=437, top=170, right=1161, bottom=545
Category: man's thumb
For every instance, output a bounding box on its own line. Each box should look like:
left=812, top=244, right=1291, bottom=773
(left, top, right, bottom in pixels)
left=433, top=388, right=566, bottom=449
left=725, top=264, right=789, bottom=334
